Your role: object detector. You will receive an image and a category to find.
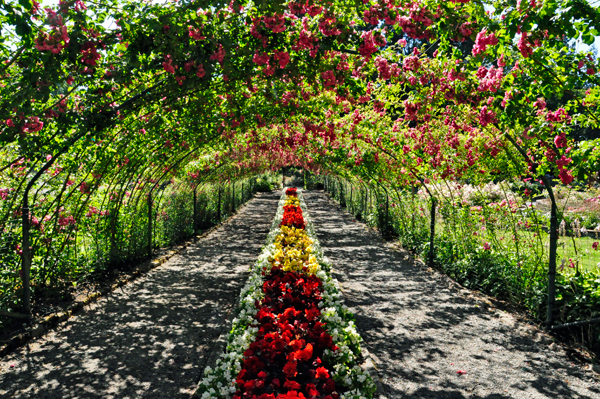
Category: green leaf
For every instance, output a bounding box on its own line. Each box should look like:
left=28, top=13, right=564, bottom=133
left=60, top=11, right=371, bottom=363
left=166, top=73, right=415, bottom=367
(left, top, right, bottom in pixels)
left=582, top=33, right=594, bottom=45
left=15, top=16, right=32, bottom=37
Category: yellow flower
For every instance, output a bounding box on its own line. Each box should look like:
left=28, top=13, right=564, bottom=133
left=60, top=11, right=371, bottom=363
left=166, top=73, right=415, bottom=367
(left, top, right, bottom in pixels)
left=284, top=196, right=301, bottom=206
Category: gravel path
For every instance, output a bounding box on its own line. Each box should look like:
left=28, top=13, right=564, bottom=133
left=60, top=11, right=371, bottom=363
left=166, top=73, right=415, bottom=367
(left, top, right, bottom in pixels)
left=303, top=191, right=600, bottom=399
left=0, top=191, right=280, bottom=399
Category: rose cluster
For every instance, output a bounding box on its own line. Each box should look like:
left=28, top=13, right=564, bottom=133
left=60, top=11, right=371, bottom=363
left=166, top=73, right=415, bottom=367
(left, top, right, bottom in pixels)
left=285, top=187, right=298, bottom=196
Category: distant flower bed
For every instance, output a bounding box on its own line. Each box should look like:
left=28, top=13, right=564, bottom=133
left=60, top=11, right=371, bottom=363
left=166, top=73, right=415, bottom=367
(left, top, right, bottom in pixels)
left=197, top=189, right=375, bottom=399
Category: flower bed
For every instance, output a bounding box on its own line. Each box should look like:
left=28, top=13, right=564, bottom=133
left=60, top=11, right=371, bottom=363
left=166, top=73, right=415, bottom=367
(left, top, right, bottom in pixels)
left=197, top=189, right=375, bottom=399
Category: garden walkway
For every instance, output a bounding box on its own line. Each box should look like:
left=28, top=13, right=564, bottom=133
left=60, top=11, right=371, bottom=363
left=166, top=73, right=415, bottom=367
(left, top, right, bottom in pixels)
left=0, top=191, right=281, bottom=399
left=1, top=190, right=599, bottom=399
left=303, top=191, right=600, bottom=399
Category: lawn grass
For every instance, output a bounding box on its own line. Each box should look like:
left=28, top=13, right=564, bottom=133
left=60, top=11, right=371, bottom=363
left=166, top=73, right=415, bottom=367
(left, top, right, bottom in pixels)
left=556, top=235, right=600, bottom=272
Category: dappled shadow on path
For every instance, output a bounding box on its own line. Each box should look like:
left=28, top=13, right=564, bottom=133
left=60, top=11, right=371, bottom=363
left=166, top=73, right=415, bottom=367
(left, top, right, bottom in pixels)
left=304, top=191, right=600, bottom=399
left=0, top=192, right=281, bottom=399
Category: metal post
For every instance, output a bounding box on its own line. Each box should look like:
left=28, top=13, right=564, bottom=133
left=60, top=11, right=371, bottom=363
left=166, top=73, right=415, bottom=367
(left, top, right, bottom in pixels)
left=547, top=195, right=558, bottom=328
left=21, top=204, right=31, bottom=314
left=217, top=186, right=221, bottom=221
left=385, top=191, right=389, bottom=237
left=193, top=188, right=197, bottom=233
left=147, top=194, right=153, bottom=258
left=363, top=187, right=368, bottom=218
left=350, top=184, right=353, bottom=214
left=428, top=198, right=437, bottom=268
left=232, top=182, right=236, bottom=212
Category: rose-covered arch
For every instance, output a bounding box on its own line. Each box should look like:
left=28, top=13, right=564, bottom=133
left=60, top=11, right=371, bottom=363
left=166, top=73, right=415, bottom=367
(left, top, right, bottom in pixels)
left=0, top=0, right=599, bottom=332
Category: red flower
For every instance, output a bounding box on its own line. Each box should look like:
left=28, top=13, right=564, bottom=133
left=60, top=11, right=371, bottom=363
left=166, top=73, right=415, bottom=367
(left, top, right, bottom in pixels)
left=294, top=343, right=313, bottom=361
left=315, top=366, right=330, bottom=379
left=281, top=205, right=305, bottom=229
left=278, top=391, right=306, bottom=399
left=284, top=379, right=301, bottom=390
left=289, top=339, right=304, bottom=351
left=323, top=378, right=336, bottom=393
left=283, top=360, right=298, bottom=378
left=306, top=383, right=319, bottom=398
left=233, top=258, right=340, bottom=398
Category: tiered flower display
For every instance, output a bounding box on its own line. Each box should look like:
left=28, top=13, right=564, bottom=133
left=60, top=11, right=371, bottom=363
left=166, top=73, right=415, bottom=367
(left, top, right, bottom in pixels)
left=198, top=189, right=375, bottom=399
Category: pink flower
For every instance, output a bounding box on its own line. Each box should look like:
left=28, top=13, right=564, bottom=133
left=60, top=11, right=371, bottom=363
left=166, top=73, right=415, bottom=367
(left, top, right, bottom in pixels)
left=209, top=44, right=226, bottom=63
left=517, top=32, right=533, bottom=58
left=58, top=215, right=75, bottom=227
left=404, top=100, right=421, bottom=121
left=483, top=242, right=491, bottom=251
left=592, top=242, right=598, bottom=250
left=359, top=30, right=386, bottom=59
left=546, top=108, right=571, bottom=123
left=363, top=6, right=381, bottom=24
left=196, top=64, right=205, bottom=78
left=321, top=70, right=337, bottom=87
left=533, top=97, right=546, bottom=111
left=293, top=17, right=318, bottom=51
left=403, top=55, right=421, bottom=72
left=79, top=182, right=90, bottom=194
left=458, top=22, right=474, bottom=37
left=472, top=29, right=498, bottom=56
left=80, top=42, right=101, bottom=66
left=188, top=26, right=205, bottom=40
left=498, top=54, right=506, bottom=67
left=273, top=50, right=290, bottom=68
left=162, top=61, right=176, bottom=74
left=477, top=66, right=503, bottom=93
left=263, top=14, right=286, bottom=33
left=559, top=169, right=574, bottom=185
left=252, top=51, right=270, bottom=66
left=554, top=133, right=567, bottom=148
left=22, top=116, right=44, bottom=134
left=319, top=14, right=340, bottom=36
left=263, top=63, right=275, bottom=76
left=375, top=56, right=391, bottom=79
left=308, top=5, right=322, bottom=16
left=478, top=106, right=497, bottom=127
